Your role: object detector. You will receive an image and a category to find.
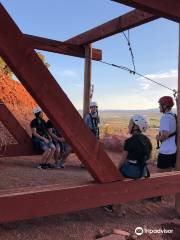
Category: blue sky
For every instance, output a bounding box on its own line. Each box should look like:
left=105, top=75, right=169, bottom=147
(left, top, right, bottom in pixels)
left=1, top=0, right=179, bottom=109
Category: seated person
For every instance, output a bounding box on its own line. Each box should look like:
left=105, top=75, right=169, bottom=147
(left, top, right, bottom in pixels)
left=30, top=107, right=56, bottom=169
left=104, top=114, right=152, bottom=212
left=46, top=119, right=71, bottom=168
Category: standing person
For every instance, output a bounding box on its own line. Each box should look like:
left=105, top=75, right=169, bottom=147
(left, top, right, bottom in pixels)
left=30, top=107, right=56, bottom=169
left=104, top=114, right=152, bottom=212
left=84, top=101, right=100, bottom=139
left=156, top=96, right=177, bottom=172
left=46, top=119, right=71, bottom=168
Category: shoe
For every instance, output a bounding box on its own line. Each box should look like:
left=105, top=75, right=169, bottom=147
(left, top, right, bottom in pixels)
left=60, top=161, right=65, bottom=168
left=103, top=205, right=113, bottom=213
left=53, top=162, right=62, bottom=169
left=46, top=163, right=55, bottom=169
left=37, top=163, right=48, bottom=169
left=147, top=196, right=162, bottom=202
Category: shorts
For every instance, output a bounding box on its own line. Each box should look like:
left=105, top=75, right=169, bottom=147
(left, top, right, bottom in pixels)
left=39, top=140, right=55, bottom=151
left=157, top=153, right=176, bottom=169
left=120, top=162, right=142, bottom=179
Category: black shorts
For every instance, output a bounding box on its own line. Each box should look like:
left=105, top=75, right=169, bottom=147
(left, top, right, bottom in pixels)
left=157, top=153, right=176, bottom=169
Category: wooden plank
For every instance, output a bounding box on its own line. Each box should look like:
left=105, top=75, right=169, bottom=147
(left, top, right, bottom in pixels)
left=83, top=44, right=92, bottom=119
left=0, top=3, right=121, bottom=182
left=112, top=0, right=180, bottom=23
left=0, top=172, right=180, bottom=222
left=66, top=9, right=158, bottom=45
left=0, top=101, right=31, bottom=144
left=24, top=34, right=102, bottom=60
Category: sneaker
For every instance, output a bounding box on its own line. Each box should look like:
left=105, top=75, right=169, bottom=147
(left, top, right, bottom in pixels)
left=103, top=205, right=113, bottom=213
left=53, top=162, right=62, bottom=169
left=37, top=163, right=48, bottom=169
left=59, top=161, right=65, bottom=168
left=46, top=163, right=55, bottom=169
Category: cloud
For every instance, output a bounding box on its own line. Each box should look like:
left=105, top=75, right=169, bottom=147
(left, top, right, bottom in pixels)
left=60, top=70, right=77, bottom=77
left=137, top=69, right=177, bottom=92
left=72, top=83, right=83, bottom=88
left=94, top=69, right=178, bottom=110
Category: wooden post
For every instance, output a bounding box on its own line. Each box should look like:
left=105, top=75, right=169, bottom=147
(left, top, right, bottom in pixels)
left=83, top=44, right=92, bottom=119
left=175, top=24, right=180, bottom=216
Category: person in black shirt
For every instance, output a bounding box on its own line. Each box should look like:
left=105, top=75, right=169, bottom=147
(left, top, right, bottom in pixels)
left=104, top=114, right=152, bottom=213
left=46, top=120, right=71, bottom=168
left=30, top=107, right=56, bottom=169
left=119, top=114, right=152, bottom=179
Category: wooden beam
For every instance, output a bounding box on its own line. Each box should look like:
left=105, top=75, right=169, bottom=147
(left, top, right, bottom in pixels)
left=83, top=44, right=92, bottom=119
left=66, top=9, right=158, bottom=45
left=0, top=144, right=38, bottom=157
left=0, top=172, right=180, bottom=222
left=112, top=0, right=180, bottom=23
left=0, top=101, right=31, bottom=144
left=175, top=23, right=180, bottom=216
left=0, top=3, right=121, bottom=183
left=24, top=34, right=102, bottom=60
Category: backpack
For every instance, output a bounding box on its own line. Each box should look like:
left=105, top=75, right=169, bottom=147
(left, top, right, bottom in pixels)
left=136, top=135, right=152, bottom=178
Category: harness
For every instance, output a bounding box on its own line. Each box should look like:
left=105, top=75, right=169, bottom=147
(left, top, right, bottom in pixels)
left=89, top=113, right=99, bottom=138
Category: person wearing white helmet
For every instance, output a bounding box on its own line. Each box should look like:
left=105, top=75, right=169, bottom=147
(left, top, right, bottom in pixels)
left=30, top=106, right=56, bottom=169
left=119, top=114, right=152, bottom=178
left=84, top=101, right=100, bottom=139
left=104, top=114, right=152, bottom=213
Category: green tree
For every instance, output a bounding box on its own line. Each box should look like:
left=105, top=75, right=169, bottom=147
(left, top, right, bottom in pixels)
left=0, top=52, right=50, bottom=78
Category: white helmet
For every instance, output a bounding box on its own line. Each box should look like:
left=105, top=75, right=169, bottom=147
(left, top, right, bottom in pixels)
left=132, top=114, right=149, bottom=132
left=90, top=101, right=98, bottom=108
left=33, top=106, right=42, bottom=114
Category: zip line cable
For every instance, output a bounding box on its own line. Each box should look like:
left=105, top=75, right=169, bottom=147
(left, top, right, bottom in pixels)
left=98, top=60, right=177, bottom=95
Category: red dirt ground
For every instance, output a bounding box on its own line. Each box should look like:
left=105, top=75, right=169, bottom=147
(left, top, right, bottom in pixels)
left=0, top=152, right=179, bottom=240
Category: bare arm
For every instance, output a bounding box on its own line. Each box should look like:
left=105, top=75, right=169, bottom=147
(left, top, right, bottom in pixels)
left=31, top=128, right=49, bottom=143
left=156, top=130, right=170, bottom=142
left=48, top=128, right=65, bottom=142
left=118, top=150, right=128, bottom=169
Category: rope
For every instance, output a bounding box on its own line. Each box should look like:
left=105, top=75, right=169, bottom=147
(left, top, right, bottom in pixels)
left=122, top=30, right=136, bottom=73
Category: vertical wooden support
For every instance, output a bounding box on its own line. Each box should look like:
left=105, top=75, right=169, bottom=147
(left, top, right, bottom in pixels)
left=83, top=44, right=92, bottom=119
left=175, top=24, right=180, bottom=216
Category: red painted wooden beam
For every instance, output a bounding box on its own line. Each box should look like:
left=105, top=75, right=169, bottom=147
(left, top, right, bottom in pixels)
left=66, top=9, right=158, bottom=45
left=0, top=172, right=180, bottom=222
left=112, top=0, right=180, bottom=23
left=24, top=34, right=102, bottom=60
left=0, top=3, right=121, bottom=182
left=0, top=101, right=31, bottom=144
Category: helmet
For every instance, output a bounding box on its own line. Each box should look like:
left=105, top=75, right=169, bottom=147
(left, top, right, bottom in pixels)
left=158, top=96, right=174, bottom=107
left=90, top=101, right=98, bottom=108
left=33, top=106, right=42, bottom=114
left=132, top=114, right=149, bottom=132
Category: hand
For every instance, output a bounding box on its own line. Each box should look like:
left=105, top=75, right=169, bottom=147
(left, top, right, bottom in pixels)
left=44, top=138, right=49, bottom=144
left=59, top=137, right=65, bottom=142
